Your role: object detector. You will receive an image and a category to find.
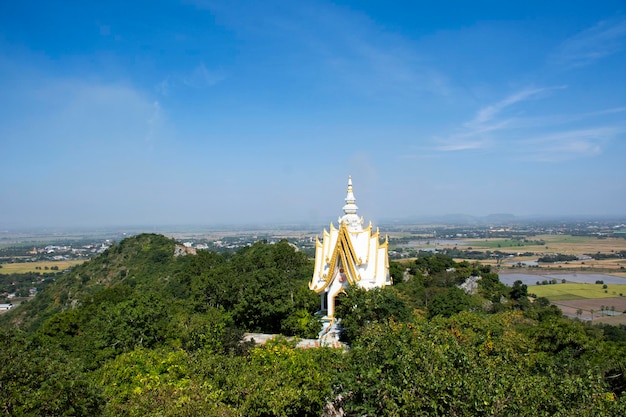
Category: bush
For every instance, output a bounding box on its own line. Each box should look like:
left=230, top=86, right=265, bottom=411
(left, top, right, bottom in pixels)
left=0, top=329, right=104, bottom=416
left=281, top=309, right=321, bottom=338
left=340, top=313, right=626, bottom=416
left=428, top=287, right=480, bottom=319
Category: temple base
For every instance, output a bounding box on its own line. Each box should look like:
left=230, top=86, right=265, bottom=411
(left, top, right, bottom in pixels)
left=318, top=317, right=342, bottom=346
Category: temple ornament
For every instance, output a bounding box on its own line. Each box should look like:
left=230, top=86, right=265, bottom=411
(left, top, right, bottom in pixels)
left=309, top=176, right=391, bottom=321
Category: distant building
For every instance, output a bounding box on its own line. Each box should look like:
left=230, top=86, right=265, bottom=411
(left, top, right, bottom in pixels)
left=309, top=176, right=391, bottom=322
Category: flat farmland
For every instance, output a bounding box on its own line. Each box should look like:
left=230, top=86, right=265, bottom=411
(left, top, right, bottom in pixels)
left=465, top=235, right=626, bottom=254
left=0, top=260, right=84, bottom=274
left=589, top=314, right=626, bottom=325
left=528, top=282, right=626, bottom=321
left=529, top=283, right=626, bottom=300
left=454, top=235, right=626, bottom=273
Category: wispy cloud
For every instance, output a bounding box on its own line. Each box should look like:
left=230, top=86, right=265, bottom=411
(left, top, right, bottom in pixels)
left=146, top=101, right=162, bottom=148
left=428, top=84, right=625, bottom=162
left=506, top=106, right=626, bottom=130
left=468, top=86, right=565, bottom=127
left=190, top=0, right=449, bottom=97
left=155, top=64, right=224, bottom=96
left=520, top=126, right=624, bottom=162
left=432, top=140, right=490, bottom=152
left=155, top=77, right=171, bottom=96
left=431, top=86, right=564, bottom=152
left=0, top=71, right=169, bottom=193
left=323, top=26, right=450, bottom=97
left=553, top=17, right=626, bottom=68
left=182, top=64, right=224, bottom=88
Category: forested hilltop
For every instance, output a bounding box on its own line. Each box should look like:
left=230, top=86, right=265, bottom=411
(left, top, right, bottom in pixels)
left=2, top=233, right=626, bottom=416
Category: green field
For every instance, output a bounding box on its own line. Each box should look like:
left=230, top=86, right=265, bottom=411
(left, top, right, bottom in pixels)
left=0, top=260, right=84, bottom=274
left=529, top=283, right=626, bottom=301
left=533, top=235, right=594, bottom=245
left=468, top=239, right=545, bottom=249
left=465, top=234, right=624, bottom=250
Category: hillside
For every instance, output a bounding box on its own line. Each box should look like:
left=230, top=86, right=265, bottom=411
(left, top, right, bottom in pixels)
left=1, top=234, right=178, bottom=330
left=2, top=234, right=626, bottom=416
left=0, top=233, right=319, bottom=361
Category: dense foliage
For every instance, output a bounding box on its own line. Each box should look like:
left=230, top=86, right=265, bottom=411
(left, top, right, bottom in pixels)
left=1, top=234, right=626, bottom=416
left=0, top=329, right=104, bottom=416
left=343, top=313, right=625, bottom=416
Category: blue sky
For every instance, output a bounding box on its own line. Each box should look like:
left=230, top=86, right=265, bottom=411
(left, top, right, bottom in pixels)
left=1, top=1, right=625, bottom=228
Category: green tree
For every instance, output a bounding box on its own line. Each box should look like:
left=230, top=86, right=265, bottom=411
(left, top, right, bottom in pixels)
left=477, top=272, right=508, bottom=302
left=206, top=337, right=344, bottom=417
left=38, top=289, right=172, bottom=367
left=388, top=261, right=405, bottom=282
left=427, top=286, right=479, bottom=318
left=339, top=313, right=626, bottom=417
left=177, top=307, right=239, bottom=354
left=394, top=270, right=427, bottom=310
left=193, top=240, right=316, bottom=334
left=510, top=280, right=528, bottom=301
left=281, top=308, right=321, bottom=338
left=412, top=253, right=456, bottom=276
left=335, top=286, right=412, bottom=344
left=95, top=347, right=233, bottom=417
left=0, top=328, right=104, bottom=416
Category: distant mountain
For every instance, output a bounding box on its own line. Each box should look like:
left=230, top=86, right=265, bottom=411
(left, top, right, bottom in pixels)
left=484, top=213, right=517, bottom=223
left=381, top=213, right=518, bottom=226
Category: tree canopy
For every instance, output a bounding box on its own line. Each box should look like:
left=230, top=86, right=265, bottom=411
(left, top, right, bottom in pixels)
left=1, top=233, right=626, bottom=416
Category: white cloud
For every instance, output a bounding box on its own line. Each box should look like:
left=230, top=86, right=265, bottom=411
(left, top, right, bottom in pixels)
left=190, top=0, right=449, bottom=97
left=155, top=77, right=171, bottom=96
left=428, top=83, right=626, bottom=162
left=182, top=64, right=224, bottom=88
left=431, top=86, right=563, bottom=153
left=0, top=70, right=164, bottom=167
left=510, top=107, right=626, bottom=129
left=469, top=86, right=566, bottom=127
left=146, top=101, right=162, bottom=147
left=326, top=28, right=450, bottom=97
left=553, top=17, right=626, bottom=68
left=155, top=64, right=224, bottom=97
left=433, top=140, right=489, bottom=152
left=520, top=126, right=625, bottom=162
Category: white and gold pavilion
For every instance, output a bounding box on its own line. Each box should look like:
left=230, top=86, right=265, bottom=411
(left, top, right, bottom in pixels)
left=309, top=176, right=391, bottom=323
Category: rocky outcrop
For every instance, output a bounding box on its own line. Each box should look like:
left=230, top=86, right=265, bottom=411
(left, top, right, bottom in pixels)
left=174, top=244, right=196, bottom=257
